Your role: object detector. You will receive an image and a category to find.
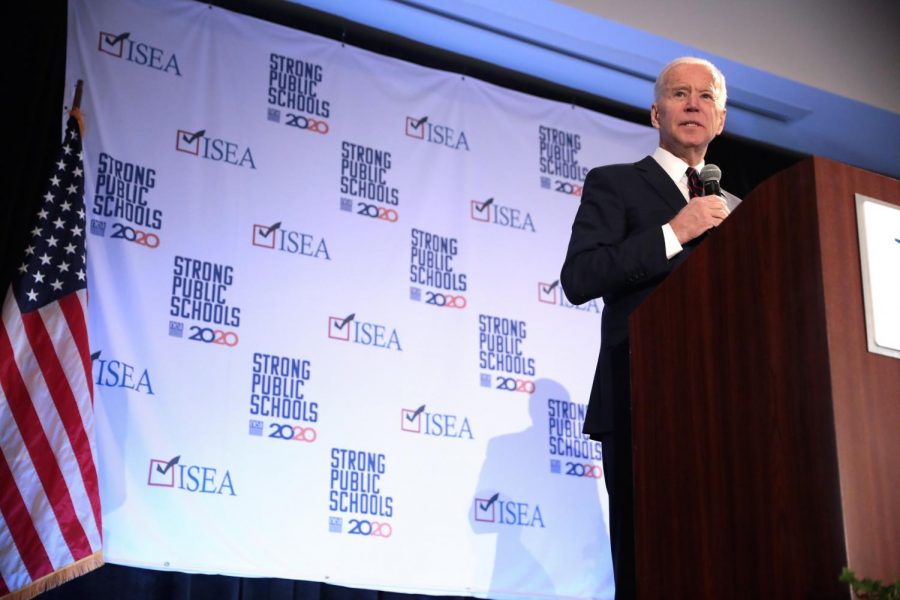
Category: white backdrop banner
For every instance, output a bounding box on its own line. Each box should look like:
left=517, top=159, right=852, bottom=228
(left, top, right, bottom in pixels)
left=65, top=0, right=658, bottom=597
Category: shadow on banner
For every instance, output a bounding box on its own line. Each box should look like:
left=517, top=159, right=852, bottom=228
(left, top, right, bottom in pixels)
left=470, top=378, right=614, bottom=599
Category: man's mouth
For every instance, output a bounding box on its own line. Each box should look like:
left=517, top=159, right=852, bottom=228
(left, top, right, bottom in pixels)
left=680, top=121, right=703, bottom=128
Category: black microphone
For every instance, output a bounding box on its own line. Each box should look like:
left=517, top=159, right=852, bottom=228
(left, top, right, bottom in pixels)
left=700, top=164, right=722, bottom=196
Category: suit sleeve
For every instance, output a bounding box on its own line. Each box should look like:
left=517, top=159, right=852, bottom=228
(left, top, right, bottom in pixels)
left=560, top=167, right=672, bottom=305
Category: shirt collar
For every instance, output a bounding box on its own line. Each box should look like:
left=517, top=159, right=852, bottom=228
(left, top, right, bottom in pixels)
left=651, top=146, right=705, bottom=186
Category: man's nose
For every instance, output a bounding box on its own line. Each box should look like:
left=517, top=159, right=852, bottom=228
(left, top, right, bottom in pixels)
left=685, top=93, right=700, bottom=110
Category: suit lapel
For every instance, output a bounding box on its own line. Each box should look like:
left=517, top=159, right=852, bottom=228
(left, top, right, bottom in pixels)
left=634, top=156, right=685, bottom=214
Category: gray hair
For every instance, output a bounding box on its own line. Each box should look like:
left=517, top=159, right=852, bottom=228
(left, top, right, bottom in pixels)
left=654, top=57, right=727, bottom=110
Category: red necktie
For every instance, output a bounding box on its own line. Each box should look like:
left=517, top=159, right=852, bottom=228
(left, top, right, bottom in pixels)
left=686, top=167, right=704, bottom=199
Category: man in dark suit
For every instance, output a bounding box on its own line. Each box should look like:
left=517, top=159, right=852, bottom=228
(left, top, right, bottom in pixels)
left=560, top=57, right=739, bottom=599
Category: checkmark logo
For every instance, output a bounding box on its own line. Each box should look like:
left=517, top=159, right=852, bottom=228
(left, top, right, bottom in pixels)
left=147, top=456, right=180, bottom=487
left=252, top=222, right=280, bottom=248
left=156, top=455, right=180, bottom=475
left=538, top=280, right=559, bottom=304
left=183, top=130, right=205, bottom=144
left=405, top=116, right=427, bottom=139
left=98, top=31, right=130, bottom=57
left=328, top=314, right=355, bottom=341
left=475, top=198, right=493, bottom=212
left=176, top=129, right=204, bottom=155
left=262, top=221, right=281, bottom=237
left=90, top=350, right=102, bottom=361
left=480, top=492, right=499, bottom=511
left=401, top=404, right=426, bottom=432
left=471, top=198, right=493, bottom=222
left=474, top=492, right=500, bottom=522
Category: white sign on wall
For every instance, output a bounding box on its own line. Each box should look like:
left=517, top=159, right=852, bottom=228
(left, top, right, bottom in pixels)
left=855, top=194, right=900, bottom=359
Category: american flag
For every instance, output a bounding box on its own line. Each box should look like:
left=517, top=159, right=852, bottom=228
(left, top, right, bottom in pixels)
left=0, top=115, right=103, bottom=597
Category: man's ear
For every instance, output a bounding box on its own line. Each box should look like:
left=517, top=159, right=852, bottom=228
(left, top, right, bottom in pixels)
left=650, top=104, right=660, bottom=129
left=715, top=107, right=727, bottom=135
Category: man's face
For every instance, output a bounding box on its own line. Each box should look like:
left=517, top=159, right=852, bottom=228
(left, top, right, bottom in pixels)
left=651, top=63, right=726, bottom=163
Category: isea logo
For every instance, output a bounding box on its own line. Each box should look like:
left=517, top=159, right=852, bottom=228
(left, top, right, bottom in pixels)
left=327, top=313, right=402, bottom=351
left=97, top=31, right=182, bottom=76
left=91, top=351, right=154, bottom=395
left=251, top=221, right=330, bottom=260
left=405, top=115, right=470, bottom=151
left=146, top=455, right=236, bottom=496
left=473, top=492, right=545, bottom=528
left=175, top=128, right=256, bottom=169
left=537, top=279, right=600, bottom=313
left=470, top=197, right=535, bottom=233
left=400, top=404, right=473, bottom=440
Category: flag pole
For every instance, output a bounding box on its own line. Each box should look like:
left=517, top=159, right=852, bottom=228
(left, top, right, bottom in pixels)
left=71, top=80, right=85, bottom=136
left=73, top=79, right=83, bottom=110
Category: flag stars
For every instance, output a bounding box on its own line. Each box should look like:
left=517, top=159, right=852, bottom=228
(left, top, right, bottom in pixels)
left=12, top=118, right=88, bottom=309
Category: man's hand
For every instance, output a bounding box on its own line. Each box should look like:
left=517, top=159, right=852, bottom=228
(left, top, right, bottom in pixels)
left=669, top=195, right=730, bottom=244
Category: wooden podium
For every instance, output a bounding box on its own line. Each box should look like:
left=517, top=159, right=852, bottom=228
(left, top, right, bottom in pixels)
left=629, top=156, right=899, bottom=599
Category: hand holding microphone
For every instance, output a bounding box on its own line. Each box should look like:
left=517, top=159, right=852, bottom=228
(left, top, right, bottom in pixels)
left=670, top=164, right=731, bottom=244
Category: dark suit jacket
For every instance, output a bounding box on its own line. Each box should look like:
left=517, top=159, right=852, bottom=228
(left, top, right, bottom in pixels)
left=560, top=156, right=707, bottom=437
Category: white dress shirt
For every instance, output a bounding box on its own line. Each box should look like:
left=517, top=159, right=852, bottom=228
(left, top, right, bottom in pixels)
left=651, top=146, right=703, bottom=260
